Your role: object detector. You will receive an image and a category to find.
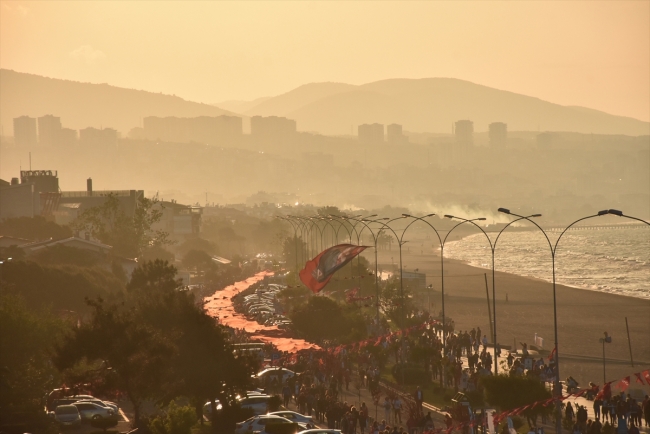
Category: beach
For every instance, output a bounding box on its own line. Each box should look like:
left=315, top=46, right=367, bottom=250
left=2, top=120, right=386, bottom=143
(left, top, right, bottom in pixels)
left=373, top=247, right=650, bottom=389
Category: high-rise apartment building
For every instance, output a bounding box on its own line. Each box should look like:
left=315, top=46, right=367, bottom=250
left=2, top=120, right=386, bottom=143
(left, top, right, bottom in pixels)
left=454, top=120, right=474, bottom=161
left=38, top=115, right=62, bottom=146
left=387, top=123, right=407, bottom=144
left=250, top=116, right=297, bottom=141
left=358, top=123, right=384, bottom=143
left=79, top=127, right=118, bottom=147
left=489, top=122, right=507, bottom=147
left=13, top=116, right=37, bottom=147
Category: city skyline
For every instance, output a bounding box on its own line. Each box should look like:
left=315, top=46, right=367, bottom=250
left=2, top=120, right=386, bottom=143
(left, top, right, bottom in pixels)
left=1, top=1, right=649, bottom=122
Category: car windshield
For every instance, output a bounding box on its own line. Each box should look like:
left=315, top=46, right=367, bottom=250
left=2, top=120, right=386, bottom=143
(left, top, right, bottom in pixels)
left=55, top=406, right=78, bottom=415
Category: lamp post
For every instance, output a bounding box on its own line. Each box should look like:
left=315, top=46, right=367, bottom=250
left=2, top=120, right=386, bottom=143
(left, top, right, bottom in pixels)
left=497, top=208, right=611, bottom=434
left=277, top=216, right=300, bottom=273
left=342, top=215, right=381, bottom=321
left=444, top=213, right=541, bottom=375
left=400, top=214, right=495, bottom=355
left=599, top=332, right=612, bottom=385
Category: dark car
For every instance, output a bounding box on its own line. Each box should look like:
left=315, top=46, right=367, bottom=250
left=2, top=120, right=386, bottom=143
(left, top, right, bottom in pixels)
left=53, top=405, right=82, bottom=429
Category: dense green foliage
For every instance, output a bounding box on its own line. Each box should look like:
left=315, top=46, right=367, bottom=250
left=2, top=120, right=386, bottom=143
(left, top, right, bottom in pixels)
left=0, top=216, right=72, bottom=241
left=290, top=295, right=367, bottom=344
left=30, top=244, right=102, bottom=267
left=54, top=260, right=254, bottom=429
left=72, top=193, right=169, bottom=257
left=1, top=260, right=124, bottom=314
left=0, top=295, right=67, bottom=428
left=148, top=401, right=196, bottom=434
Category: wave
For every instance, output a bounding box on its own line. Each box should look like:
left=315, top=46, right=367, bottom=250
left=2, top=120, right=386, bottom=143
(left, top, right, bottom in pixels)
left=444, top=227, right=650, bottom=300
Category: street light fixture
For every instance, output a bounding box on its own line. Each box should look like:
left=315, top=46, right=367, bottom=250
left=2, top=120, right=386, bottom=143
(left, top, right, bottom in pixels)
left=497, top=207, right=610, bottom=434
left=599, top=332, right=612, bottom=385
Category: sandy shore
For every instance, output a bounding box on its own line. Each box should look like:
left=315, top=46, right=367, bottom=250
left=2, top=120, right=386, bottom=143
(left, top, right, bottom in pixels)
left=371, top=247, right=650, bottom=389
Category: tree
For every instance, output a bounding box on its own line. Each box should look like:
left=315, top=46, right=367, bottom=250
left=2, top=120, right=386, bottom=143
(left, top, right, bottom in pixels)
left=140, top=245, right=175, bottom=263
left=127, top=259, right=181, bottom=293
left=290, top=296, right=367, bottom=344
left=30, top=244, right=101, bottom=267
left=72, top=193, right=170, bottom=257
left=54, top=298, right=173, bottom=428
left=55, top=260, right=254, bottom=430
left=1, top=260, right=124, bottom=314
left=177, top=237, right=218, bottom=256
left=148, top=401, right=196, bottom=434
left=0, top=216, right=72, bottom=241
left=182, top=249, right=213, bottom=271
left=0, top=295, right=67, bottom=428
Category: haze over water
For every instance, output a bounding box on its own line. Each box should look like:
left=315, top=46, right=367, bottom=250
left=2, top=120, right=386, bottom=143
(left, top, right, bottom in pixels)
left=444, top=226, right=650, bottom=299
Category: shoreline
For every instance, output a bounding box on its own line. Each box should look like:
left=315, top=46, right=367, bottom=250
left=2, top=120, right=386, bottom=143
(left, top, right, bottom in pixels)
left=434, top=226, right=649, bottom=300
left=372, top=248, right=650, bottom=388
left=442, top=253, right=650, bottom=301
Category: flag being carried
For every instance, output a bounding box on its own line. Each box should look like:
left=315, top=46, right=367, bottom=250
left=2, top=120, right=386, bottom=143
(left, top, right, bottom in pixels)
left=299, top=244, right=368, bottom=293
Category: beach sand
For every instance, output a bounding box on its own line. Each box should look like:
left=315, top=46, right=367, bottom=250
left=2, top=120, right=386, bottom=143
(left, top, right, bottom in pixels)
left=372, top=247, right=650, bottom=390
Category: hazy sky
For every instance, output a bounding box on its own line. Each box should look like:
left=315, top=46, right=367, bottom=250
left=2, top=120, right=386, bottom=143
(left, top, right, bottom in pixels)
left=1, top=1, right=649, bottom=121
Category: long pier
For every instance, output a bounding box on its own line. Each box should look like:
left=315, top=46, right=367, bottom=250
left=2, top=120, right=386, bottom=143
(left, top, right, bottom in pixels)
left=544, top=223, right=648, bottom=232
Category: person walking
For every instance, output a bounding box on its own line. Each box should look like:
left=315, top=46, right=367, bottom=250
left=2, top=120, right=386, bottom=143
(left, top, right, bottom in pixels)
left=384, top=397, right=392, bottom=424
left=359, top=402, right=368, bottom=434
left=393, top=396, right=402, bottom=424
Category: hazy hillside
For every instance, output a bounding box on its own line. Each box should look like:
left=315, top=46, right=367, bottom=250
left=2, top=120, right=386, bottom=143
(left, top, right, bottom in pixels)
left=254, top=78, right=650, bottom=136
left=0, top=69, right=237, bottom=135
left=214, top=97, right=271, bottom=113
left=245, top=82, right=356, bottom=117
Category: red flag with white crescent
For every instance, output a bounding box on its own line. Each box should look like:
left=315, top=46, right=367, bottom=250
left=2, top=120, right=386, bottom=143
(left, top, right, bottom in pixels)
left=634, top=373, right=644, bottom=385
left=643, top=370, right=650, bottom=385
left=617, top=376, right=630, bottom=391
left=299, top=244, right=368, bottom=293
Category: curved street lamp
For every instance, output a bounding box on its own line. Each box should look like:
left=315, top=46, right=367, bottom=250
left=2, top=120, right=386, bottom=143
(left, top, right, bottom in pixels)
left=444, top=213, right=541, bottom=375
left=498, top=207, right=611, bottom=434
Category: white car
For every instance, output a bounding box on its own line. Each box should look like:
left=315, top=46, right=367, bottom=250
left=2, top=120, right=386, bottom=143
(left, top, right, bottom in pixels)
left=239, top=395, right=274, bottom=415
left=235, top=415, right=293, bottom=434
left=269, top=410, right=315, bottom=426
left=257, top=368, right=295, bottom=385
left=72, top=401, right=116, bottom=420
left=74, top=398, right=119, bottom=413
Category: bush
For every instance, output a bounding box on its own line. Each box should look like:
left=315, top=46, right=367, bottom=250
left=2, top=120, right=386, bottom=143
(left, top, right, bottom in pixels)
left=391, top=363, right=428, bottom=385
left=148, top=401, right=196, bottom=434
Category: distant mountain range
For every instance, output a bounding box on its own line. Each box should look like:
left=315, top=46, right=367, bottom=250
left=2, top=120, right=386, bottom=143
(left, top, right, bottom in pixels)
left=2, top=69, right=648, bottom=137
left=238, top=78, right=650, bottom=136
left=0, top=69, right=234, bottom=135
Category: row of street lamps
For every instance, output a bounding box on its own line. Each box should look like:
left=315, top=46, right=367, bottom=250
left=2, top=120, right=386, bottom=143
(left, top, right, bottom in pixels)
left=278, top=209, right=648, bottom=434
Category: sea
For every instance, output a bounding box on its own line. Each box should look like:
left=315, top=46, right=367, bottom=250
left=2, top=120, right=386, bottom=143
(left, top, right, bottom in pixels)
left=443, top=225, right=650, bottom=300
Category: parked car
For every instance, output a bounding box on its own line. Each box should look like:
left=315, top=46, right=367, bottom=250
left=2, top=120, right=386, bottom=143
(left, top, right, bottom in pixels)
left=202, top=391, right=269, bottom=416
left=239, top=394, right=274, bottom=415
left=72, top=402, right=116, bottom=421
left=53, top=405, right=82, bottom=429
left=257, top=368, right=295, bottom=385
left=49, top=394, right=96, bottom=411
left=74, top=398, right=119, bottom=413
left=235, top=415, right=293, bottom=434
left=269, top=411, right=314, bottom=426
left=298, top=430, right=342, bottom=434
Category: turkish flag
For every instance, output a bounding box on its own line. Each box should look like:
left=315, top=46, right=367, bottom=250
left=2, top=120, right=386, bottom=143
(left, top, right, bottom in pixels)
left=634, top=373, right=644, bottom=385
left=299, top=244, right=368, bottom=293
left=642, top=370, right=650, bottom=385
left=617, top=376, right=630, bottom=391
